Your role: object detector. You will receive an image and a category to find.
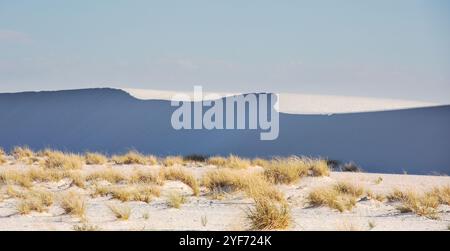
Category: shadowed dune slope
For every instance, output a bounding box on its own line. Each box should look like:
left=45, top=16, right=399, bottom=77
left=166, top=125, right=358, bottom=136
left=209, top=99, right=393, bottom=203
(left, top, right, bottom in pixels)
left=0, top=88, right=449, bottom=174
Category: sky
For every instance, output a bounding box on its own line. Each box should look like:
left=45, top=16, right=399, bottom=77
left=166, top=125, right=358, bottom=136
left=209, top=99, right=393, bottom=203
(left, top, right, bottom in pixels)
left=0, top=0, right=449, bottom=103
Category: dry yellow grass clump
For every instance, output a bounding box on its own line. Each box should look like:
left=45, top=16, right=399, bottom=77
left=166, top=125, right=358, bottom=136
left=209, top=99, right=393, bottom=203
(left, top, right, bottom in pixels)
left=86, top=168, right=128, bottom=184
left=130, top=169, right=163, bottom=185
left=429, top=186, right=450, bottom=206
left=167, top=191, right=187, bottom=209
left=0, top=170, right=33, bottom=188
left=0, top=148, right=6, bottom=165
left=251, top=158, right=270, bottom=167
left=207, top=156, right=227, bottom=166
left=224, top=155, right=251, bottom=169
left=146, top=155, right=158, bottom=165
left=60, top=191, right=86, bottom=218
left=387, top=188, right=441, bottom=219
left=111, top=151, right=147, bottom=165
left=202, top=169, right=284, bottom=202
left=161, top=167, right=200, bottom=196
left=94, top=184, right=160, bottom=203
left=12, top=146, right=34, bottom=160
left=41, top=151, right=84, bottom=170
left=84, top=152, right=108, bottom=165
left=207, top=155, right=251, bottom=169
left=263, top=157, right=330, bottom=184
left=246, top=197, right=291, bottom=230
left=162, top=156, right=185, bottom=167
left=108, top=204, right=131, bottom=220
left=307, top=181, right=365, bottom=212
left=17, top=189, right=54, bottom=214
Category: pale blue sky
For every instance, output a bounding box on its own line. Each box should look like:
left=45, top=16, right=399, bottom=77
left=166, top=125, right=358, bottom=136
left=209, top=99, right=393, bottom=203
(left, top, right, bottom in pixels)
left=0, top=0, right=449, bottom=102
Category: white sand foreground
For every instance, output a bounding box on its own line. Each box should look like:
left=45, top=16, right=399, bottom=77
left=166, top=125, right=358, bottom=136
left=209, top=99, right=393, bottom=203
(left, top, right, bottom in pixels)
left=0, top=161, right=449, bottom=231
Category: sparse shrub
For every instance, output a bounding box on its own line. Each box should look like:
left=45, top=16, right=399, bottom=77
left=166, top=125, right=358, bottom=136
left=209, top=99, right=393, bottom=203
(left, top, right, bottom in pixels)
left=161, top=167, right=200, bottom=196
left=246, top=197, right=291, bottom=230
left=111, top=151, right=147, bottom=165
left=326, top=159, right=341, bottom=170
left=85, top=152, right=108, bottom=165
left=108, top=204, right=131, bottom=220
left=42, top=151, right=83, bottom=170
left=60, top=191, right=86, bottom=218
left=374, top=177, right=383, bottom=185
left=167, top=191, right=187, bottom=209
left=162, top=156, right=185, bottom=167
left=341, top=162, right=362, bottom=172
left=387, top=188, right=412, bottom=202
left=184, top=154, right=208, bottom=163
left=143, top=212, right=150, bottom=220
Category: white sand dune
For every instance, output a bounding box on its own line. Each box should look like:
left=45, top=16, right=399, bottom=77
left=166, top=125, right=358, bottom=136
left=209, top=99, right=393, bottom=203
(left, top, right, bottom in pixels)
left=123, top=88, right=438, bottom=114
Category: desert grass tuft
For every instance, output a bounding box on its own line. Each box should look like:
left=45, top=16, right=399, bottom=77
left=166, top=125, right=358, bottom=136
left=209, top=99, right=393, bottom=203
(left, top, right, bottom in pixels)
left=263, top=157, right=309, bottom=184
left=263, top=157, right=330, bottom=184
left=16, top=189, right=54, bottom=214
left=0, top=170, right=33, bottom=188
left=146, top=155, right=158, bottom=165
left=86, top=168, right=128, bottom=184
left=224, top=155, right=251, bottom=169
left=0, top=148, right=6, bottom=165
left=246, top=197, right=291, bottom=230
left=94, top=184, right=160, bottom=203
left=111, top=150, right=147, bottom=165
left=429, top=185, right=450, bottom=205
left=160, top=167, right=200, bottom=196
left=84, top=152, right=108, bottom=165
left=108, top=204, right=131, bottom=220
left=387, top=188, right=441, bottom=219
left=162, top=156, right=185, bottom=167
left=251, top=158, right=270, bottom=167
left=130, top=169, right=163, bottom=185
left=207, top=156, right=227, bottom=166
left=202, top=169, right=284, bottom=202
left=307, top=182, right=365, bottom=212
left=41, top=151, right=84, bottom=170
left=60, top=191, right=86, bottom=218
left=12, top=146, right=34, bottom=160
left=167, top=191, right=187, bottom=209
